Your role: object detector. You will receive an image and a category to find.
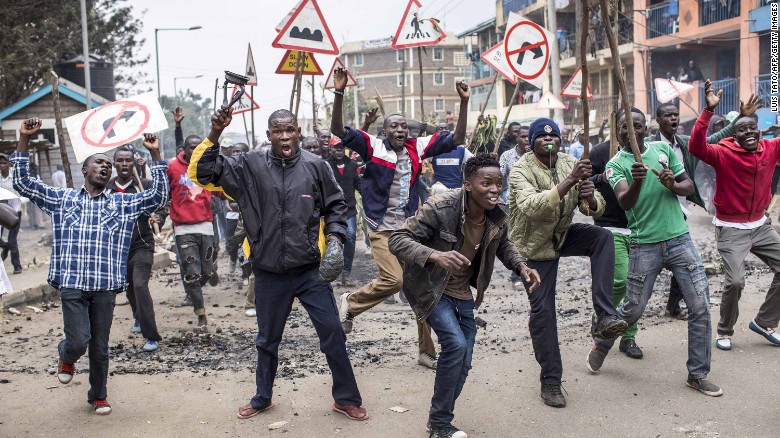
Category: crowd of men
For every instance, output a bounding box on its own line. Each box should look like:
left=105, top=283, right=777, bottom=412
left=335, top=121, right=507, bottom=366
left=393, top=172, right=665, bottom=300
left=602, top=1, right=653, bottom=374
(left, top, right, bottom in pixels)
left=2, top=63, right=778, bottom=437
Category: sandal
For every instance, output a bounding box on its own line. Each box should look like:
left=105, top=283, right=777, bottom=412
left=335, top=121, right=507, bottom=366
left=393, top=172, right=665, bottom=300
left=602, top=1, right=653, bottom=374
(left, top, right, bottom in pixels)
left=332, top=403, right=369, bottom=421
left=237, top=402, right=274, bottom=419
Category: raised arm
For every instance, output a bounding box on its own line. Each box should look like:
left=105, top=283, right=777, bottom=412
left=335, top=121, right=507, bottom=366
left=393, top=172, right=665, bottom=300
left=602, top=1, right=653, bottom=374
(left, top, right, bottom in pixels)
left=452, top=81, right=470, bottom=146
left=125, top=133, right=169, bottom=215
left=331, top=67, right=349, bottom=139
left=706, top=93, right=762, bottom=143
left=174, top=106, right=184, bottom=150
left=689, top=80, right=723, bottom=164
left=188, top=108, right=243, bottom=199
left=12, top=118, right=65, bottom=213
left=361, top=108, right=380, bottom=133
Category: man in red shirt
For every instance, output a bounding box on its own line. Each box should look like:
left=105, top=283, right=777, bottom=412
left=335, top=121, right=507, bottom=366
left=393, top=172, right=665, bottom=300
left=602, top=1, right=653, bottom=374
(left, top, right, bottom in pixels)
left=688, top=81, right=777, bottom=350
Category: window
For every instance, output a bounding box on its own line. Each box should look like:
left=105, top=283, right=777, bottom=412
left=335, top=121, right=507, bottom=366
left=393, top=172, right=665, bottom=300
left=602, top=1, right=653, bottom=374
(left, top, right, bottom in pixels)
left=433, top=47, right=443, bottom=61
left=397, top=73, right=406, bottom=87
left=435, top=99, right=445, bottom=111
left=353, top=53, right=363, bottom=66
left=397, top=50, right=405, bottom=62
left=433, top=73, right=444, bottom=85
left=453, top=52, right=469, bottom=66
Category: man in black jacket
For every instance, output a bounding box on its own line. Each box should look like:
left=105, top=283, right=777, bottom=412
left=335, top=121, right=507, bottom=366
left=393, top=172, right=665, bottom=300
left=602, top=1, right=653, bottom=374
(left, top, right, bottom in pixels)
left=190, top=107, right=368, bottom=422
left=326, top=141, right=362, bottom=286
left=107, top=146, right=166, bottom=353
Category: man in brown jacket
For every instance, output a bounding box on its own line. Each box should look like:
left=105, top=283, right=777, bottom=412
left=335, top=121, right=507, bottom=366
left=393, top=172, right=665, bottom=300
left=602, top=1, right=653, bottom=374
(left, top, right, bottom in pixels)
left=390, top=154, right=539, bottom=438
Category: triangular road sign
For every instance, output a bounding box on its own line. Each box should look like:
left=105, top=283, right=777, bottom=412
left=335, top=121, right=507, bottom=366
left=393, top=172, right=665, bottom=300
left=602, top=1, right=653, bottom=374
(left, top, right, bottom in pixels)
left=392, top=0, right=446, bottom=49
left=272, top=0, right=339, bottom=55
left=480, top=40, right=517, bottom=84
left=324, top=58, right=357, bottom=89
left=654, top=78, right=695, bottom=104
left=503, top=12, right=553, bottom=88
left=536, top=91, right=567, bottom=110
left=275, top=50, right=324, bottom=75
left=245, top=44, right=258, bottom=86
left=276, top=0, right=302, bottom=32
left=561, top=67, right=592, bottom=98
left=230, top=86, right=260, bottom=115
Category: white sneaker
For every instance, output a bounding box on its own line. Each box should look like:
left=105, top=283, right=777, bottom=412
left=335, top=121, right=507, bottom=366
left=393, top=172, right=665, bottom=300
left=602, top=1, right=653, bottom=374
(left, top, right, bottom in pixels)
left=749, top=320, right=780, bottom=345
left=715, top=335, right=732, bottom=351
left=242, top=278, right=249, bottom=286
left=339, top=293, right=353, bottom=333
left=245, top=308, right=256, bottom=317
left=417, top=352, right=437, bottom=369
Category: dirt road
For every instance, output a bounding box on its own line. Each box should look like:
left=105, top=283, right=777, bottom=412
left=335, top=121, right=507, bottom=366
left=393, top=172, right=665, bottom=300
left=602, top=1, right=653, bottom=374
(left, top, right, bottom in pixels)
left=1, top=215, right=779, bottom=437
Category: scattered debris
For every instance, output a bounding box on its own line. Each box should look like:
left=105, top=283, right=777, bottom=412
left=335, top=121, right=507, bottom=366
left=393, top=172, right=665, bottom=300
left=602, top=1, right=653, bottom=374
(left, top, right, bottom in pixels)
left=7, top=308, right=20, bottom=315
left=26, top=306, right=44, bottom=314
left=389, top=406, right=409, bottom=413
left=268, top=421, right=288, bottom=430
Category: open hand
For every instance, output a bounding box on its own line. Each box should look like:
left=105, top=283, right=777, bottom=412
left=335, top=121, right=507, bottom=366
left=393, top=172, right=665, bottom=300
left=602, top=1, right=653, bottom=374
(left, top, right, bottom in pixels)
left=704, top=79, right=723, bottom=112
left=739, top=94, right=763, bottom=118
left=20, top=118, right=42, bottom=137
left=364, top=107, right=380, bottom=125
left=174, top=107, right=185, bottom=125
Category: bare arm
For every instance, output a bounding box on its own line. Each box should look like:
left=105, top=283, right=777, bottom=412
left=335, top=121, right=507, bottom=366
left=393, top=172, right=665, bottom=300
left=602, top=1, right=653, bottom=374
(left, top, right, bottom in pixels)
left=331, top=68, right=348, bottom=138
left=452, top=81, right=470, bottom=146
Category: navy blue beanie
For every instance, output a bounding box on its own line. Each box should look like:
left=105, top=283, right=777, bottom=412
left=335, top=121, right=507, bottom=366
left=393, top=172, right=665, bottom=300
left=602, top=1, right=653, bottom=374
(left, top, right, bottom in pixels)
left=528, top=118, right=561, bottom=147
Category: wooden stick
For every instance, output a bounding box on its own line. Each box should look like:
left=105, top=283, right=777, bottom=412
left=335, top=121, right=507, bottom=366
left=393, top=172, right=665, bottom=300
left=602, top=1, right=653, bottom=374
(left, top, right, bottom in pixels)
left=579, top=1, right=590, bottom=161
left=496, top=80, right=522, bottom=144
left=289, top=52, right=303, bottom=111
left=311, top=75, right=317, bottom=132
left=417, top=47, right=424, bottom=122
left=294, top=55, right=304, bottom=117
left=48, top=71, right=74, bottom=188
left=131, top=166, right=160, bottom=237
left=599, top=0, right=642, bottom=163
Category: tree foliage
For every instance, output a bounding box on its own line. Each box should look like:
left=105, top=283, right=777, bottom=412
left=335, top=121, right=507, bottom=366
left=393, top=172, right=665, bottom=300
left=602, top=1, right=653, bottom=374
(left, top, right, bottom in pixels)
left=159, top=90, right=213, bottom=157
left=0, top=0, right=148, bottom=109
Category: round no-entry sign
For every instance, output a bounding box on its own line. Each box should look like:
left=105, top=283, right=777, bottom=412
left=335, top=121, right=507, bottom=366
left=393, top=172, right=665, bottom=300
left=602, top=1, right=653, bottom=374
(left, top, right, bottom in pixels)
left=503, top=20, right=550, bottom=81
left=80, top=100, right=151, bottom=148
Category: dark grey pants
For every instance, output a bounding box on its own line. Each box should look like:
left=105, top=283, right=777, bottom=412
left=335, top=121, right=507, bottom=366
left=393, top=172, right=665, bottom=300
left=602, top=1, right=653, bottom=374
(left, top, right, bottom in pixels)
left=175, top=233, right=215, bottom=316
left=127, top=247, right=161, bottom=341
left=717, top=221, right=780, bottom=335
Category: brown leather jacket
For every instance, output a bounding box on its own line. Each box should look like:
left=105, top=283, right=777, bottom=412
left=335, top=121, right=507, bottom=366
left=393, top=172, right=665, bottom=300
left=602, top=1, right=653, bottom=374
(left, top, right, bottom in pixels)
left=388, top=189, right=526, bottom=321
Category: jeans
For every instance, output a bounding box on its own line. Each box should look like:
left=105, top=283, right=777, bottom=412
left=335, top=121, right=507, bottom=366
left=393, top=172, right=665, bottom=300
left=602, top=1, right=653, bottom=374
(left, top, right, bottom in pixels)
left=426, top=295, right=477, bottom=428
left=595, top=233, right=712, bottom=379
left=612, top=232, right=639, bottom=340
left=716, top=221, right=780, bottom=334
left=175, top=233, right=215, bottom=316
left=126, top=247, right=161, bottom=341
left=58, top=288, right=117, bottom=403
left=343, top=215, right=357, bottom=277
left=250, top=265, right=362, bottom=409
left=523, top=223, right=618, bottom=384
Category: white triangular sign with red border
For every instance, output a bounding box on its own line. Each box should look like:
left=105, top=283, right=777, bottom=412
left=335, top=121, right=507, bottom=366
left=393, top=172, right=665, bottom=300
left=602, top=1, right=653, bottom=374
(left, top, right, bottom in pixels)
left=536, top=91, right=566, bottom=110
left=272, top=0, right=339, bottom=55
left=230, top=86, right=260, bottom=115
left=480, top=40, right=517, bottom=84
left=392, top=0, right=446, bottom=49
left=324, top=58, right=357, bottom=89
left=654, top=78, right=695, bottom=104
left=561, top=67, right=592, bottom=98
left=245, top=44, right=258, bottom=86
left=276, top=0, right=302, bottom=32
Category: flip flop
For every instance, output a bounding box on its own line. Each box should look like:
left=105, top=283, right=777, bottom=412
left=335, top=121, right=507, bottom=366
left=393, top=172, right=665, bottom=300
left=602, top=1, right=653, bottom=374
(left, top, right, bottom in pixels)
left=237, top=402, right=274, bottom=419
left=332, top=403, right=369, bottom=421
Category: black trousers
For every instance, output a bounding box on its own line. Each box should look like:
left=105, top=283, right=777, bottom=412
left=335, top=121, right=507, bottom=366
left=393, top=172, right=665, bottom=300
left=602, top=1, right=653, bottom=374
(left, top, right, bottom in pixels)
left=127, top=247, right=161, bottom=341
left=522, top=223, right=618, bottom=384
left=0, top=223, right=21, bottom=271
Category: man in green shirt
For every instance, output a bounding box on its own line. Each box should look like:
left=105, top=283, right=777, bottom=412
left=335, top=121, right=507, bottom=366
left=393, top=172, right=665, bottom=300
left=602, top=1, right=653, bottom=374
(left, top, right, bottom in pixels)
left=586, top=107, right=722, bottom=397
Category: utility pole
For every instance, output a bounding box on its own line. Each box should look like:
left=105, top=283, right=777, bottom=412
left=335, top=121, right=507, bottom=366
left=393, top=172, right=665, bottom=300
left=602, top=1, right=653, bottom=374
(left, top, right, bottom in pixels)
left=546, top=0, right=562, bottom=123
left=400, top=49, right=406, bottom=116
left=79, top=0, right=92, bottom=110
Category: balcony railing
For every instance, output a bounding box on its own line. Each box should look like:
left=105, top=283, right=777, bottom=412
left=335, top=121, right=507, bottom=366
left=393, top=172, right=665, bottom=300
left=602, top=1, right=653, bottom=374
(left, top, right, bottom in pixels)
left=502, top=0, right=535, bottom=16
left=560, top=17, right=633, bottom=60
left=700, top=0, right=741, bottom=26
left=464, top=59, right=496, bottom=83
left=755, top=73, right=775, bottom=105
left=699, top=78, right=739, bottom=114
left=647, top=2, right=679, bottom=38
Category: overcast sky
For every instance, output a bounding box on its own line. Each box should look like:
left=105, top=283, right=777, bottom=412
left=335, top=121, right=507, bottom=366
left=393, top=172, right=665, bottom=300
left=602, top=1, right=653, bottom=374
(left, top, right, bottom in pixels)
left=128, top=0, right=494, bottom=135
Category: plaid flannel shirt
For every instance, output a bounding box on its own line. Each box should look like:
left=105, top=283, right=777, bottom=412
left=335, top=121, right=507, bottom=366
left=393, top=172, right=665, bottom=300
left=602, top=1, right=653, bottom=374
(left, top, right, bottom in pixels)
left=11, top=152, right=169, bottom=291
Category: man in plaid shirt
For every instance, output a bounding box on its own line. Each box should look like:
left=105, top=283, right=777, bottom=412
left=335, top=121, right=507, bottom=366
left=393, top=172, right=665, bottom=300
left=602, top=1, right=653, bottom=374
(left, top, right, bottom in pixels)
left=12, top=118, right=169, bottom=416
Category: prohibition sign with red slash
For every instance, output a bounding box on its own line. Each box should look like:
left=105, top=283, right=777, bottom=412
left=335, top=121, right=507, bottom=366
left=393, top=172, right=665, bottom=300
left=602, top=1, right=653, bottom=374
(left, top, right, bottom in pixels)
left=81, top=100, right=151, bottom=148
left=503, top=20, right=550, bottom=81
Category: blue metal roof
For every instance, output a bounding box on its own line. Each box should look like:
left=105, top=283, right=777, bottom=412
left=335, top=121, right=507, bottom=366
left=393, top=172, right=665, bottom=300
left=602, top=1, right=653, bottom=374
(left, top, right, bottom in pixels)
left=0, top=84, right=105, bottom=121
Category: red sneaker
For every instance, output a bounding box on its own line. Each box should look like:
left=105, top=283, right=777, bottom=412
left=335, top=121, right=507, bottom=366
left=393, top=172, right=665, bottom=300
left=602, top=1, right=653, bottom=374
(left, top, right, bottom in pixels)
left=57, top=357, right=74, bottom=384
left=91, top=399, right=112, bottom=415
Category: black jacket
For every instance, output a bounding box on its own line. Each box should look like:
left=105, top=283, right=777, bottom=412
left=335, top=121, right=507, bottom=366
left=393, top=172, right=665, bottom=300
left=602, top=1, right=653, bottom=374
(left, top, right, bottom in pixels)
left=192, top=144, right=347, bottom=274
left=589, top=141, right=628, bottom=229
left=326, top=156, right=362, bottom=217
left=388, top=189, right=526, bottom=321
left=106, top=177, right=168, bottom=253
left=496, top=136, right=515, bottom=158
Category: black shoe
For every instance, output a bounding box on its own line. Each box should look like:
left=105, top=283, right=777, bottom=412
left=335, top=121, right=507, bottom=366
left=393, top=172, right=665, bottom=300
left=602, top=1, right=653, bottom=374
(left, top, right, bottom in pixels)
left=12, top=268, right=22, bottom=275
left=619, top=339, right=643, bottom=359
left=593, top=314, right=628, bottom=339
left=208, top=272, right=219, bottom=286
left=540, top=383, right=566, bottom=408
left=429, top=425, right=467, bottom=438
